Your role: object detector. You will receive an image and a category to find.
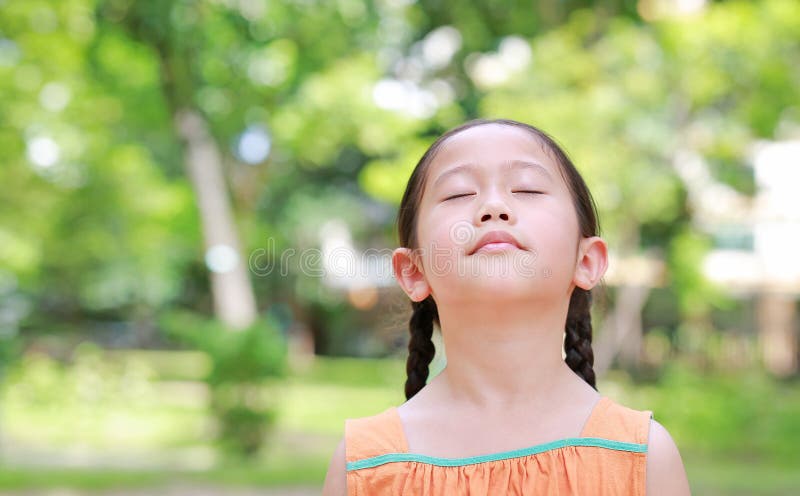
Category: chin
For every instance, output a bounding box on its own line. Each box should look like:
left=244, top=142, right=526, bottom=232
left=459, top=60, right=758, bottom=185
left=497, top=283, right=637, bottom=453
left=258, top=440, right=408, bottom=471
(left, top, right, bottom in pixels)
left=474, top=275, right=543, bottom=295
left=435, top=275, right=546, bottom=304
left=460, top=250, right=542, bottom=279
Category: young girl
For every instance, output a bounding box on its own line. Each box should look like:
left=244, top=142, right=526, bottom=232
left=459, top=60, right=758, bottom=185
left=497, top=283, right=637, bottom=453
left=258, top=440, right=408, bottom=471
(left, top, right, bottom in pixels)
left=323, top=119, right=691, bottom=495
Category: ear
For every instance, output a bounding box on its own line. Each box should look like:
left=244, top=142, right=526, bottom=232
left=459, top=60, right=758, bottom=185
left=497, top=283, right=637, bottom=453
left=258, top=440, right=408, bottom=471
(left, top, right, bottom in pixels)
left=573, top=236, right=608, bottom=290
left=392, top=247, right=432, bottom=302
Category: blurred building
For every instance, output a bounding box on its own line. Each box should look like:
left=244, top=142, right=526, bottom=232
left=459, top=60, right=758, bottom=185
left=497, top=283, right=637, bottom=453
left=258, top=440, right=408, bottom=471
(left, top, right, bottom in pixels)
left=701, top=140, right=800, bottom=376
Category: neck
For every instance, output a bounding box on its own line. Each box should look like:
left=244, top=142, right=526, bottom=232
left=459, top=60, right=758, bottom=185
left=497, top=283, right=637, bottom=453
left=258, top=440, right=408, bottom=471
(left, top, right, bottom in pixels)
left=431, top=298, right=584, bottom=411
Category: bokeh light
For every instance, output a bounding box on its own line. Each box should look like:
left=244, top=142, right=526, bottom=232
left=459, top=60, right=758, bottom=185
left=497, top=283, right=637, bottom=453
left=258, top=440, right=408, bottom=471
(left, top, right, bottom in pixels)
left=235, top=125, right=271, bottom=165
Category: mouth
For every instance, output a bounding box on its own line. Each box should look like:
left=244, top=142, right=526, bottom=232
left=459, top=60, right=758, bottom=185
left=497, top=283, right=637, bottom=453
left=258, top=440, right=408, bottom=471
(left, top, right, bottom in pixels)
left=468, top=230, right=525, bottom=255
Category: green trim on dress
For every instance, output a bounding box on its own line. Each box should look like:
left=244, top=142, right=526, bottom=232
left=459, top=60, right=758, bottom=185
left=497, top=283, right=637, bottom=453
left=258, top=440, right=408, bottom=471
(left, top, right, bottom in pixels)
left=346, top=437, right=648, bottom=471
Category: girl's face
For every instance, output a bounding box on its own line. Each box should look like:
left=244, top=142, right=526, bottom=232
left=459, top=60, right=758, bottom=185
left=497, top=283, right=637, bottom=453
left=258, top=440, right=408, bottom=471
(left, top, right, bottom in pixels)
left=411, top=124, right=584, bottom=306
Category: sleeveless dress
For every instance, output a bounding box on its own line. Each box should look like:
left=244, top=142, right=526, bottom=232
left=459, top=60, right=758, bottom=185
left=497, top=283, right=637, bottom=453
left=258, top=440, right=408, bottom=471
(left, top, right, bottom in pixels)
left=344, top=395, right=653, bottom=495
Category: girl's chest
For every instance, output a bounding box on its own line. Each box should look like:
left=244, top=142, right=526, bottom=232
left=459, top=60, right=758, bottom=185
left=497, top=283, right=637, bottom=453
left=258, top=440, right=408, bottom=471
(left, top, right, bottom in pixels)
left=400, top=407, right=589, bottom=459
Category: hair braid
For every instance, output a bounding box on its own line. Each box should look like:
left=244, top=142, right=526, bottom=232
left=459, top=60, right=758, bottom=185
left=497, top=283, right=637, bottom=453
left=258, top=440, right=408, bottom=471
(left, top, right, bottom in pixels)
left=404, top=296, right=438, bottom=400
left=564, top=288, right=597, bottom=390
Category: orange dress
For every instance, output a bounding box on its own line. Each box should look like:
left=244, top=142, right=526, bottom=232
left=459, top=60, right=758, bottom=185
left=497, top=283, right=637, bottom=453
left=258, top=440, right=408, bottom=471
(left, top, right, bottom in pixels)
left=344, top=396, right=653, bottom=495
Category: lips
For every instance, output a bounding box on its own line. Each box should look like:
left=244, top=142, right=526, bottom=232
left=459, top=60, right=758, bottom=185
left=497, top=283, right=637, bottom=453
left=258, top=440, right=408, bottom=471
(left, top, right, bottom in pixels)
left=468, top=230, right=525, bottom=255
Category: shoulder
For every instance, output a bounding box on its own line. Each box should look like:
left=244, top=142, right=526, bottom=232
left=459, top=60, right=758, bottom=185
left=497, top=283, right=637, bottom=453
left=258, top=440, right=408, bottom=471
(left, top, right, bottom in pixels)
left=345, top=406, right=408, bottom=456
left=645, top=419, right=692, bottom=495
left=322, top=436, right=346, bottom=496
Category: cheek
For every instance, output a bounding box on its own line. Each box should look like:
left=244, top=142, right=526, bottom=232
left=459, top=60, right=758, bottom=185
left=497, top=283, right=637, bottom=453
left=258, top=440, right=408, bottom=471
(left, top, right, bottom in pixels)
left=533, top=216, right=580, bottom=277
left=417, top=207, right=469, bottom=249
left=415, top=217, right=470, bottom=280
left=418, top=222, right=460, bottom=268
left=519, top=209, right=577, bottom=253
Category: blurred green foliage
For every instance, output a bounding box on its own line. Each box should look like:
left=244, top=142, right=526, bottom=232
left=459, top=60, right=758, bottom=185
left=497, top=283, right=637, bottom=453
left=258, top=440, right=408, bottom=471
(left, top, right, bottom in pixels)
left=0, top=0, right=796, bottom=358
left=1, top=344, right=209, bottom=448
left=620, top=364, right=800, bottom=467
left=160, top=310, right=287, bottom=456
left=160, top=311, right=286, bottom=384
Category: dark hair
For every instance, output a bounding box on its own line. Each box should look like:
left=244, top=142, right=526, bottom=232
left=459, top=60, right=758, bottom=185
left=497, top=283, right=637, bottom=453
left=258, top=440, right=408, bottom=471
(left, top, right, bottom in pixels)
left=397, top=119, right=601, bottom=400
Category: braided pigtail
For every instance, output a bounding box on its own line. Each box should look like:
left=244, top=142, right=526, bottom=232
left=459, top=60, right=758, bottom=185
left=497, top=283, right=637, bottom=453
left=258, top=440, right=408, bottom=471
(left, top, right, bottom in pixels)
left=564, top=288, right=597, bottom=390
left=404, top=296, right=438, bottom=400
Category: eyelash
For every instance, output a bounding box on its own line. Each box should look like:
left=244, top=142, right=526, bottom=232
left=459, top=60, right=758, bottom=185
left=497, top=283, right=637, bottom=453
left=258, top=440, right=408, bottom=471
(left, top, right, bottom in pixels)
left=443, top=193, right=475, bottom=201
left=442, top=191, right=543, bottom=201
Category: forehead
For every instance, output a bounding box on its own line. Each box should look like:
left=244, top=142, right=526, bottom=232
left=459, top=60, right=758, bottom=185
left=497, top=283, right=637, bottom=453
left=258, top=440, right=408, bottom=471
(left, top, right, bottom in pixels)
left=426, top=124, right=564, bottom=186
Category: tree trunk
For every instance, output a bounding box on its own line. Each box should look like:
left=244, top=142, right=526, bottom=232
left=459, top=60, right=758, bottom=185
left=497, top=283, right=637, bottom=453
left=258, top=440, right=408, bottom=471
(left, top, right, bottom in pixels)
left=594, top=283, right=651, bottom=376
left=593, top=220, right=650, bottom=377
left=176, top=109, right=258, bottom=330
left=757, top=292, right=798, bottom=377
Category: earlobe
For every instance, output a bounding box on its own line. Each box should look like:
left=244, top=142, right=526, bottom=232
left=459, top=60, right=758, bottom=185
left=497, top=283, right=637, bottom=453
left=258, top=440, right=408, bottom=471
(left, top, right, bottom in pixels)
left=392, top=247, right=432, bottom=302
left=573, top=236, right=608, bottom=290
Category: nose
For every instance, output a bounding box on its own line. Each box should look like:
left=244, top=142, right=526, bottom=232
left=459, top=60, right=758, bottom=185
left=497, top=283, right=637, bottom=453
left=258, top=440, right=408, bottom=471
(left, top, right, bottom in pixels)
left=475, top=195, right=515, bottom=224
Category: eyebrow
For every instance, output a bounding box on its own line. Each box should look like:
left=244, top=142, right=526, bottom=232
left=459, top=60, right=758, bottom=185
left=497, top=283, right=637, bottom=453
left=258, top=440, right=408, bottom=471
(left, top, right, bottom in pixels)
left=432, top=160, right=554, bottom=189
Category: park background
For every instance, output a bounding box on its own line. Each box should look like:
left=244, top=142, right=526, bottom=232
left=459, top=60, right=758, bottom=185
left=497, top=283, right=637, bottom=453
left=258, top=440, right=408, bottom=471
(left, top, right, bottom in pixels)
left=1, top=0, right=799, bottom=494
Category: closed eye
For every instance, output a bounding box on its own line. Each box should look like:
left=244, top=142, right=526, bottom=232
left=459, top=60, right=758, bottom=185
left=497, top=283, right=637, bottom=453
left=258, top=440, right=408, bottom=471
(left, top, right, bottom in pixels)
left=442, top=193, right=476, bottom=201
left=512, top=190, right=543, bottom=195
